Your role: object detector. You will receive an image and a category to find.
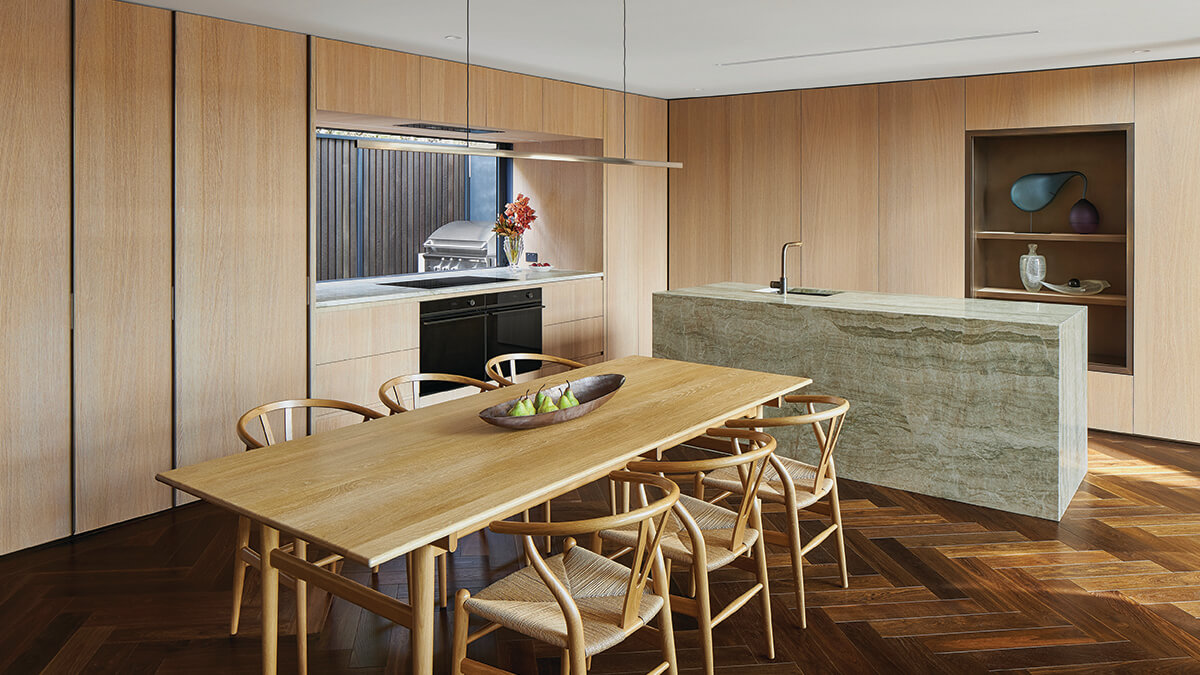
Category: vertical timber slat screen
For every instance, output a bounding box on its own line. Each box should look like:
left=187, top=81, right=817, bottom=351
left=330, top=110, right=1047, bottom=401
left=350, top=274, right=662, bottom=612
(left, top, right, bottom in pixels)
left=316, top=136, right=467, bottom=280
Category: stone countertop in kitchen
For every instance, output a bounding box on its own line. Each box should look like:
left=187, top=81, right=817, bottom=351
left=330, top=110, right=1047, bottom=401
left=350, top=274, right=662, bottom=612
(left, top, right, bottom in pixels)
left=315, top=268, right=603, bottom=308
left=656, top=282, right=1084, bottom=326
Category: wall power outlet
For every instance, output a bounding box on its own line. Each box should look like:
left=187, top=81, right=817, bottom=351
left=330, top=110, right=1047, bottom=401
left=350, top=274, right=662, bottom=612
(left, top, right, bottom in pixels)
left=525, top=251, right=538, bottom=263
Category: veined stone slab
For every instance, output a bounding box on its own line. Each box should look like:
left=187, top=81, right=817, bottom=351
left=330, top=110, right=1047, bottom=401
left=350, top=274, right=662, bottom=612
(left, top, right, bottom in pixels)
left=653, top=282, right=1087, bottom=521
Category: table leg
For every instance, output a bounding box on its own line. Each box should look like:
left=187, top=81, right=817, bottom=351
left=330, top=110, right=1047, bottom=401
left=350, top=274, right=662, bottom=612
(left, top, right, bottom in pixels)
left=410, top=544, right=435, bottom=675
left=261, top=525, right=280, bottom=675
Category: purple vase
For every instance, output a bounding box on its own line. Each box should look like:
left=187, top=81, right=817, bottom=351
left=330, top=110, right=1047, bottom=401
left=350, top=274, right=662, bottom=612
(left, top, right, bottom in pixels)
left=1069, top=198, right=1099, bottom=234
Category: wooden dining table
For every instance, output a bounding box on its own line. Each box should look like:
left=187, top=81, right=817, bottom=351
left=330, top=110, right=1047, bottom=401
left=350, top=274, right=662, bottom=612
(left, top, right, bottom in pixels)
left=157, top=355, right=811, bottom=674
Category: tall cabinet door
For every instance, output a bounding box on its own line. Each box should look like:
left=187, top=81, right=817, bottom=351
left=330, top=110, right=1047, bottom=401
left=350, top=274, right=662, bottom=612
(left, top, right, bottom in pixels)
left=1133, top=59, right=1200, bottom=442
left=0, top=0, right=71, bottom=555
left=605, top=93, right=668, bottom=358
left=73, top=0, right=174, bottom=532
left=878, top=78, right=965, bottom=297
left=175, top=15, right=308, bottom=472
left=800, top=85, right=880, bottom=292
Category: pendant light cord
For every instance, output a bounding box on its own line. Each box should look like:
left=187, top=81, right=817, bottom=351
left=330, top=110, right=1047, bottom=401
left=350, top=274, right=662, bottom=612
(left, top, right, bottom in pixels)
left=622, top=0, right=627, bottom=160
left=465, top=0, right=470, bottom=146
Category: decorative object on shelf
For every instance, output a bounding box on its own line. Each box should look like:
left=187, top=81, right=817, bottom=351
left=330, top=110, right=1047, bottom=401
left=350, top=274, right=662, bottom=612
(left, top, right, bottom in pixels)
left=1019, top=244, right=1047, bottom=292
left=1010, top=171, right=1099, bottom=234
left=493, top=193, right=537, bottom=269
left=1042, top=279, right=1111, bottom=296
left=478, top=374, right=625, bottom=429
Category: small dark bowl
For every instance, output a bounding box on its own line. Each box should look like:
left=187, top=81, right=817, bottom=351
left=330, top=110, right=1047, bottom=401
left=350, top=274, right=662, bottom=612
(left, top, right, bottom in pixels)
left=479, top=374, right=626, bottom=430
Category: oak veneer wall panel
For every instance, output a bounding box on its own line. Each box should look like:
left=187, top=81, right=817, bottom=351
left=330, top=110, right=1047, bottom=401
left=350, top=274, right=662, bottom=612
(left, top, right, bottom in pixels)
left=667, top=97, right=730, bottom=290
left=965, top=65, right=1133, bottom=130
left=878, top=78, right=965, bottom=297
left=512, top=139, right=604, bottom=272
left=420, top=57, right=466, bottom=126
left=800, top=85, right=879, bottom=291
left=0, top=0, right=70, bottom=555
left=604, top=92, right=667, bottom=358
left=1088, top=371, right=1132, bottom=433
left=1133, top=58, right=1200, bottom=442
left=313, top=37, right=420, bottom=118
left=728, top=90, right=802, bottom=286
left=631, top=95, right=669, bottom=356
left=542, top=79, right=603, bottom=138
left=73, top=0, right=173, bottom=531
left=175, top=14, right=308, bottom=472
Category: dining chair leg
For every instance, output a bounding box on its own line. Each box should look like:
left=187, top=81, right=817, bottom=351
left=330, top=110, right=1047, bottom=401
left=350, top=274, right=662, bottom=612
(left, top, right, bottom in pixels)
left=786, top=505, right=807, bottom=628
left=830, top=478, right=849, bottom=589
left=609, top=478, right=618, bottom=515
left=230, top=516, right=251, bottom=635
left=294, top=539, right=308, bottom=675
left=694, top=563, right=716, bottom=675
left=439, top=552, right=449, bottom=608
left=752, top=505, right=775, bottom=660
left=544, top=500, right=553, bottom=553
left=654, top=559, right=677, bottom=675
left=693, top=471, right=705, bottom=501
left=451, top=589, right=470, bottom=675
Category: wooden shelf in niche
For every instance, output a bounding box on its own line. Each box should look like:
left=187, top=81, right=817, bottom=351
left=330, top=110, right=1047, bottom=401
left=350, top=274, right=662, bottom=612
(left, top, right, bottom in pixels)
left=976, top=231, right=1126, bottom=243
left=966, top=124, right=1133, bottom=373
left=974, top=287, right=1127, bottom=306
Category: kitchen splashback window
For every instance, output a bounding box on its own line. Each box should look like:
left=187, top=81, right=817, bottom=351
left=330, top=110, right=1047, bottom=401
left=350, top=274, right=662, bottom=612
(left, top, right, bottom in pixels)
left=315, top=129, right=508, bottom=281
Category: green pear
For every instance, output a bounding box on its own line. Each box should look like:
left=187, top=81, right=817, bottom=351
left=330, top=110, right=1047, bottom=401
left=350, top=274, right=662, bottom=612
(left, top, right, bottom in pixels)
left=561, top=383, right=580, bottom=407
left=533, top=385, right=550, bottom=410
left=535, top=395, right=559, bottom=414
left=508, top=391, right=534, bottom=417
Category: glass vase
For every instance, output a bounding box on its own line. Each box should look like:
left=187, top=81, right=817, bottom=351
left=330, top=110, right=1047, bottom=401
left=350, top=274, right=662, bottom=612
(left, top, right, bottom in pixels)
left=1019, top=243, right=1046, bottom=292
left=504, top=234, right=524, bottom=270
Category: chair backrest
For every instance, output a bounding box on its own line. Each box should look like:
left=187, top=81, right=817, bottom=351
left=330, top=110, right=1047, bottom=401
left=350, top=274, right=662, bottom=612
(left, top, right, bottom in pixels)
left=377, top=373, right=497, bottom=414
left=626, top=428, right=776, bottom=552
left=489, top=471, right=679, bottom=632
left=236, top=398, right=383, bottom=449
left=726, top=394, right=848, bottom=492
left=484, top=352, right=584, bottom=387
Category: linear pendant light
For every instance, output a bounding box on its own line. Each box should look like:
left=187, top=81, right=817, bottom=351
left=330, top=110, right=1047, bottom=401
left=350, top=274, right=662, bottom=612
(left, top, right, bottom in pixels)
left=358, top=0, right=681, bottom=169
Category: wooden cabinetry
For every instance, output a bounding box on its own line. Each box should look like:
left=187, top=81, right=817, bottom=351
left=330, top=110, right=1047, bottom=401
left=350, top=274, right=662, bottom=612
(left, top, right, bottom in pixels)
left=965, top=65, right=1134, bottom=130
left=1133, top=58, right=1200, bottom=441
left=542, top=79, right=603, bottom=138
left=800, top=85, right=880, bottom=291
left=0, top=0, right=71, bottom=556
left=471, top=66, right=543, bottom=132
left=73, top=0, right=173, bottom=532
left=513, top=139, right=604, bottom=272
left=606, top=92, right=668, bottom=357
left=1089, top=371, right=1133, bottom=434
left=879, top=78, right=965, bottom=297
left=728, top=91, right=802, bottom=287
left=175, top=15, right=308, bottom=471
left=544, top=278, right=606, bottom=361
left=313, top=37, right=421, bottom=119
left=667, top=97, right=730, bottom=290
left=420, top=56, right=466, bottom=126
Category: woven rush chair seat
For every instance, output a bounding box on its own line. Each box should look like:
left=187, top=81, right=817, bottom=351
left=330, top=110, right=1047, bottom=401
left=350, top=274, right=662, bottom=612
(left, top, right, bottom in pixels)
left=466, top=545, right=665, bottom=656
left=703, top=458, right=834, bottom=509
left=600, top=494, right=759, bottom=572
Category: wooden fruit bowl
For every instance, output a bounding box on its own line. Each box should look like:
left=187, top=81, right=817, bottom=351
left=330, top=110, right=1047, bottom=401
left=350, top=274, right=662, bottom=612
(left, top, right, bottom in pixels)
left=478, top=374, right=625, bottom=430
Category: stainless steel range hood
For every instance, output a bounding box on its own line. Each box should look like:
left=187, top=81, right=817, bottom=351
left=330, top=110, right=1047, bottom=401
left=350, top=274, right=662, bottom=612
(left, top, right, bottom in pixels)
left=356, top=139, right=682, bottom=169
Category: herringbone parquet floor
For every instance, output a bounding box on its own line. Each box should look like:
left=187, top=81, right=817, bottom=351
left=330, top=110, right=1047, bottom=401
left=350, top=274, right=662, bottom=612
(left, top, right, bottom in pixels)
left=3, top=431, right=1200, bottom=673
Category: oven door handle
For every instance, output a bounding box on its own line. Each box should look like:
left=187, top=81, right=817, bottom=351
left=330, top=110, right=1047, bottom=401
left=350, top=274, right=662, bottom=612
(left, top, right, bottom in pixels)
left=421, top=314, right=483, bottom=326
left=487, top=305, right=545, bottom=316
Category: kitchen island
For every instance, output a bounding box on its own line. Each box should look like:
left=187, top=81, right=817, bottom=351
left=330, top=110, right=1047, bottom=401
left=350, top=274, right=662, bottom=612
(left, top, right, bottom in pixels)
left=653, top=282, right=1087, bottom=520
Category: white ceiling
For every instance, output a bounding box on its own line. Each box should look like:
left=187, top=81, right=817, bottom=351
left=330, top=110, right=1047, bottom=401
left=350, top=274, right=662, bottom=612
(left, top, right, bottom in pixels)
left=141, top=0, right=1200, bottom=99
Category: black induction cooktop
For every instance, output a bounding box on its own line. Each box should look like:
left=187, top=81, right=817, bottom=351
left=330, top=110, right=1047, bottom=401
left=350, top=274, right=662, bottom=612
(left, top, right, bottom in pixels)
left=381, top=275, right=504, bottom=290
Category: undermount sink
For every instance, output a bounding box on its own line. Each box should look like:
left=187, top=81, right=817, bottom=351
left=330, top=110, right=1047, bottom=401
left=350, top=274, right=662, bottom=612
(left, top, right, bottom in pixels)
left=753, top=287, right=843, bottom=297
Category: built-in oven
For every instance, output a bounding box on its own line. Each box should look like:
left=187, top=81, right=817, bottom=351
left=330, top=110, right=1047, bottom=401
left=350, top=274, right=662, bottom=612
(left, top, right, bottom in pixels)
left=418, top=288, right=542, bottom=395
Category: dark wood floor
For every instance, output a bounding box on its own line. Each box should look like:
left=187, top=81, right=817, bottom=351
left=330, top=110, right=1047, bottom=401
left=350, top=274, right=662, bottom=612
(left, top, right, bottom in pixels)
left=4, top=431, right=1200, bottom=674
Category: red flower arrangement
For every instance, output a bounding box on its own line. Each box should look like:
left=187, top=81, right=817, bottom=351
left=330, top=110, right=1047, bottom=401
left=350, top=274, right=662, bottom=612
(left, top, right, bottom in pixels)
left=493, top=193, right=537, bottom=239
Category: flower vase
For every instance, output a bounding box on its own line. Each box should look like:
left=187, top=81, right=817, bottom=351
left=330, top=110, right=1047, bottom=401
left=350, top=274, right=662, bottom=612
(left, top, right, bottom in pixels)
left=504, top=234, right=524, bottom=269
left=1019, top=243, right=1046, bottom=292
